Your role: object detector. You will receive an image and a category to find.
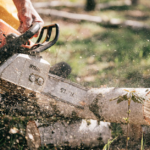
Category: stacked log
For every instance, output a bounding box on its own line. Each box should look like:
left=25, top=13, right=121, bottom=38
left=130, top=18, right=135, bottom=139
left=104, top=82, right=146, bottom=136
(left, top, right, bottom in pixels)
left=1, top=85, right=150, bottom=149
left=24, top=87, right=150, bottom=149
left=26, top=120, right=111, bottom=150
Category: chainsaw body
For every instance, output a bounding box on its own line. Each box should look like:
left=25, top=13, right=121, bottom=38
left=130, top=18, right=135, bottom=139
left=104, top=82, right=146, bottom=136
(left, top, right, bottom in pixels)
left=0, top=20, right=93, bottom=114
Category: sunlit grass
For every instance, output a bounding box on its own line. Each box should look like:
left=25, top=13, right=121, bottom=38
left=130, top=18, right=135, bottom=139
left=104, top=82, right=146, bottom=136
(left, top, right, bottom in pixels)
left=43, top=20, right=150, bottom=88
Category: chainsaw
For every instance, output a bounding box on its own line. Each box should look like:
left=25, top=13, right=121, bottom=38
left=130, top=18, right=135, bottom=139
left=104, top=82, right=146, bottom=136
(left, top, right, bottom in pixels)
left=0, top=20, right=98, bottom=120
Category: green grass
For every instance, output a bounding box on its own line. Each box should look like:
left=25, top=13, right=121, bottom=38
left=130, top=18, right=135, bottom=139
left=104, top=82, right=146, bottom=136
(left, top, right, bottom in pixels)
left=43, top=21, right=150, bottom=88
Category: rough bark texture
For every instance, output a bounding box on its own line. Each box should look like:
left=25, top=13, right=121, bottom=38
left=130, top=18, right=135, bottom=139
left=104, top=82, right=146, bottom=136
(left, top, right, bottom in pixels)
left=89, top=88, right=150, bottom=125
left=39, top=88, right=150, bottom=125
left=1, top=87, right=150, bottom=125
left=26, top=120, right=111, bottom=150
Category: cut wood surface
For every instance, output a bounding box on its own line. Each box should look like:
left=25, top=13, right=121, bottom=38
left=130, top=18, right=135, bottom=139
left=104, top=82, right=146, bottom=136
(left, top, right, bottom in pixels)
left=37, top=9, right=150, bottom=30
left=26, top=120, right=111, bottom=150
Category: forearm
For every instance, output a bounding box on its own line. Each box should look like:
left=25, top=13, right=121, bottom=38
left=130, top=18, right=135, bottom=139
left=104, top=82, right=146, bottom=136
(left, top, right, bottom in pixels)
left=13, top=0, right=44, bottom=33
left=13, top=0, right=33, bottom=13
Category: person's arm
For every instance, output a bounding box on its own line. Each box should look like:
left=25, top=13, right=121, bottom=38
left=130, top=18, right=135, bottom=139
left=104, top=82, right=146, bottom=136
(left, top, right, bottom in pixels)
left=13, top=0, right=44, bottom=34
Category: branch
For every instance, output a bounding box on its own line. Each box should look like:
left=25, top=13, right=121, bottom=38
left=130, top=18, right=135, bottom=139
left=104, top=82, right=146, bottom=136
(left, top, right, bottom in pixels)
left=33, top=1, right=84, bottom=9
left=37, top=9, right=150, bottom=30
left=33, top=1, right=131, bottom=10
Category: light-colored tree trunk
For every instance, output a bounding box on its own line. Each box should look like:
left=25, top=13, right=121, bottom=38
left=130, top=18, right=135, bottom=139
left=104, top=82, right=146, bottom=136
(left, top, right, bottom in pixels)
left=35, top=88, right=150, bottom=126
left=26, top=120, right=111, bottom=150
left=2, top=87, right=150, bottom=125
left=33, top=1, right=84, bottom=9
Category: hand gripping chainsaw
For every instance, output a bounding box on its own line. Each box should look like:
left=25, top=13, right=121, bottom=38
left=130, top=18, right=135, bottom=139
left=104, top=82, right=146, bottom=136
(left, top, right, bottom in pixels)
left=0, top=20, right=97, bottom=120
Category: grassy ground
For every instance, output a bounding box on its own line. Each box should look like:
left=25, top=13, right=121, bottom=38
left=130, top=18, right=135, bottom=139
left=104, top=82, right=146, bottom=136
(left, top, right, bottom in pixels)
left=42, top=20, right=150, bottom=89
left=37, top=0, right=150, bottom=89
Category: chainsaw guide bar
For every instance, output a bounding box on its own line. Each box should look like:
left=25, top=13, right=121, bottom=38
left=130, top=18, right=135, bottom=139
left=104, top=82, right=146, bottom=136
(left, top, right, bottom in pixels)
left=0, top=21, right=98, bottom=120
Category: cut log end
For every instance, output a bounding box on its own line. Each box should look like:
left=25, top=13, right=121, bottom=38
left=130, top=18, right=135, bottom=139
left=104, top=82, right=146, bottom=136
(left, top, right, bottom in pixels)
left=26, top=121, right=41, bottom=150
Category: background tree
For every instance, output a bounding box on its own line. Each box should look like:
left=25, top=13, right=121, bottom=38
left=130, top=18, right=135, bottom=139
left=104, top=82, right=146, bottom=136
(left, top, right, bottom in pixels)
left=85, top=0, right=96, bottom=11
left=131, top=0, right=139, bottom=5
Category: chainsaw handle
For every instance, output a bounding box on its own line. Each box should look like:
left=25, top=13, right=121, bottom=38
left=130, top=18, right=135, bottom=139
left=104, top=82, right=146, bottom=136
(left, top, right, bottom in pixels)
left=30, top=23, right=59, bottom=54
left=16, top=22, right=40, bottom=46
left=0, top=22, right=40, bottom=56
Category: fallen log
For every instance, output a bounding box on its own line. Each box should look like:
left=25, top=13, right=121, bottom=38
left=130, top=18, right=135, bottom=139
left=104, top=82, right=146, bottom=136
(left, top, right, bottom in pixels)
left=26, top=120, right=111, bottom=150
left=36, top=85, right=150, bottom=126
left=37, top=9, right=103, bottom=23
left=0, top=55, right=149, bottom=125
left=37, top=9, right=150, bottom=30
left=33, top=1, right=131, bottom=10
left=14, top=73, right=148, bottom=126
left=33, top=1, right=84, bottom=9
left=39, top=87, right=150, bottom=125
left=88, top=88, right=150, bottom=125
left=1, top=74, right=150, bottom=149
left=1, top=73, right=150, bottom=125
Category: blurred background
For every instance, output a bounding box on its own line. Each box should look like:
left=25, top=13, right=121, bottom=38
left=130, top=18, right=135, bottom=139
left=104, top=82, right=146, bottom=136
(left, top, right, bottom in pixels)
left=31, top=0, right=150, bottom=89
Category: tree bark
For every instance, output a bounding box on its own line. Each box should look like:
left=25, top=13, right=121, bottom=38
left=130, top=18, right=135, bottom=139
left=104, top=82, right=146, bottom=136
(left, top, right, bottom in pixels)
left=1, top=73, right=150, bottom=125
left=26, top=120, right=111, bottom=150
left=2, top=87, right=150, bottom=125
left=88, top=88, right=150, bottom=125
left=38, top=87, right=150, bottom=125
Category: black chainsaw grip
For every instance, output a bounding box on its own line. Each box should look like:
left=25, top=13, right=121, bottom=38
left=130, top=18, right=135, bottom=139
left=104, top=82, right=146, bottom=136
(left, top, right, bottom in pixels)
left=0, top=22, right=40, bottom=58
left=31, top=23, right=59, bottom=54
left=16, top=22, right=40, bottom=46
